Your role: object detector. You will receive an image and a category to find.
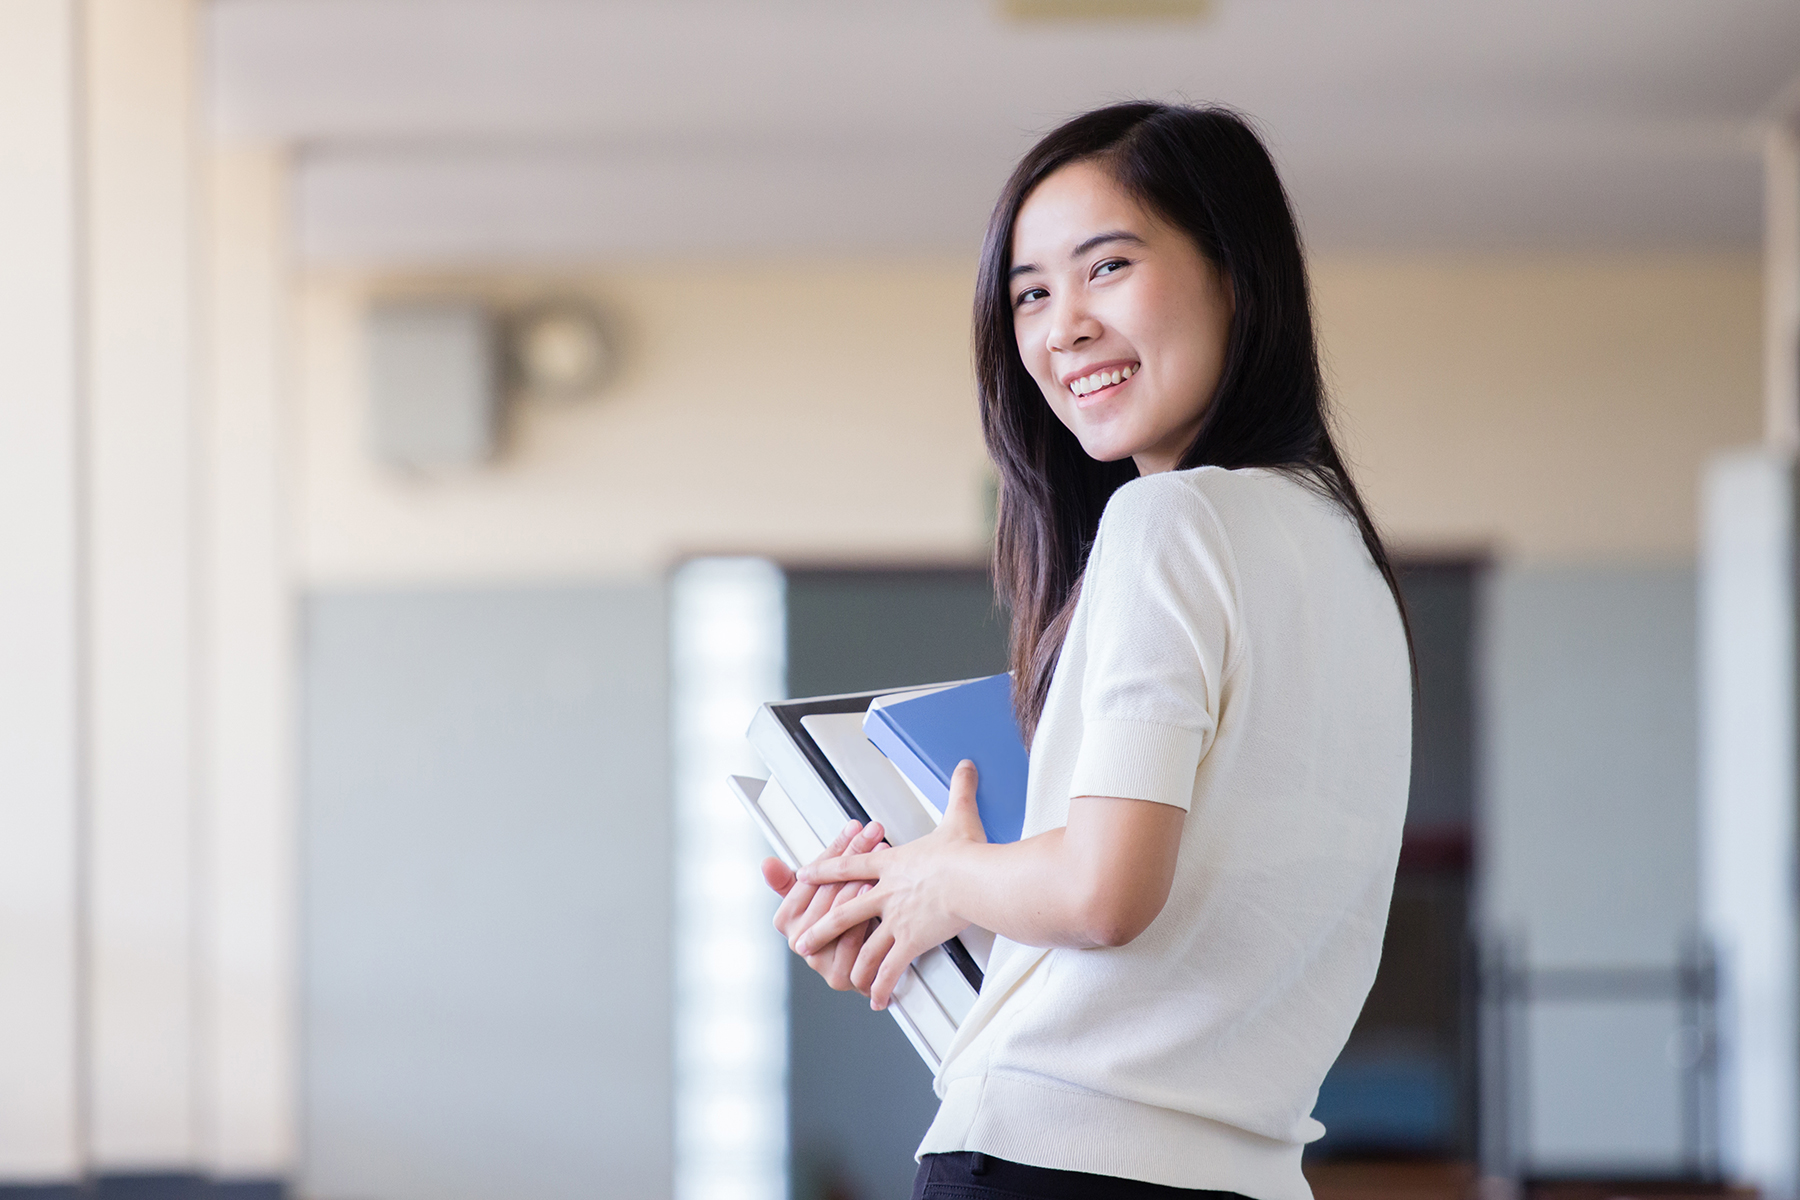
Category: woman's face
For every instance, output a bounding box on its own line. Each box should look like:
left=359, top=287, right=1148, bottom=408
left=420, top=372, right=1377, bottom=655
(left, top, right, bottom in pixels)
left=1008, top=159, right=1233, bottom=475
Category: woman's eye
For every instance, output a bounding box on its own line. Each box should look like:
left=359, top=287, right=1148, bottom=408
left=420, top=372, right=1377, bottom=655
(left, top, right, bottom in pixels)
left=1093, top=258, right=1130, bottom=278
left=1015, top=286, right=1048, bottom=307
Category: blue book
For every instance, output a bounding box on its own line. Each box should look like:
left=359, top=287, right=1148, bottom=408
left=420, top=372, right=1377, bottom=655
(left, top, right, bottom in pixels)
left=861, top=673, right=1030, bottom=844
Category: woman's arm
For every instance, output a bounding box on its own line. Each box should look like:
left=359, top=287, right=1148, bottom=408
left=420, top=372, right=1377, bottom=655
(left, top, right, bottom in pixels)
left=793, top=759, right=1184, bottom=1008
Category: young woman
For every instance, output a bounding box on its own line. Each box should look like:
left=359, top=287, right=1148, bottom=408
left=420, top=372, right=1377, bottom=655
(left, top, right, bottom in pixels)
left=762, top=102, right=1413, bottom=1200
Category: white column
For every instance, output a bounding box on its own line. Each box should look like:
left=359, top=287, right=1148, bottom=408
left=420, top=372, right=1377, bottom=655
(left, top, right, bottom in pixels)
left=197, top=144, right=296, bottom=1179
left=1700, top=453, right=1798, bottom=1199
left=0, top=0, right=84, bottom=1180
left=1699, top=114, right=1800, bottom=1200
left=671, top=559, right=789, bottom=1200
left=83, top=0, right=202, bottom=1169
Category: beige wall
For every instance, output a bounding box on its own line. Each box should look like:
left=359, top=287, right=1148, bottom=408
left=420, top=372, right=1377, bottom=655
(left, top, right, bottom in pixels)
left=1317, top=253, right=1762, bottom=563
left=297, top=265, right=993, bottom=584
left=295, top=252, right=1762, bottom=585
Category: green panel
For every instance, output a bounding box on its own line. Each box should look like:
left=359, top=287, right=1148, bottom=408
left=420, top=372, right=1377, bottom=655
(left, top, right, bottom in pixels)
left=785, top=568, right=1009, bottom=698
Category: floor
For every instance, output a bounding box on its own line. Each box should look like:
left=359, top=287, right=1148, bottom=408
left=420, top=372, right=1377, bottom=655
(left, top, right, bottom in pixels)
left=1304, top=1162, right=1756, bottom=1200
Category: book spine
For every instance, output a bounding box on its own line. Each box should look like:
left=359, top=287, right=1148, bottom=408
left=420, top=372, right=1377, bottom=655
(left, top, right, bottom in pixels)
left=863, top=708, right=951, bottom=813
left=747, top=705, right=857, bottom=844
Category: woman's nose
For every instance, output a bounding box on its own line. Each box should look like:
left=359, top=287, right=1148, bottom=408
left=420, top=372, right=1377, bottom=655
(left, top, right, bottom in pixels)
left=1046, top=298, right=1101, bottom=353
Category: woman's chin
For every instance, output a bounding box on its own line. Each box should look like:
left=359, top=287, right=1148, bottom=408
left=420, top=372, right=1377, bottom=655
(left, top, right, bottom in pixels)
left=1076, top=434, right=1145, bottom=466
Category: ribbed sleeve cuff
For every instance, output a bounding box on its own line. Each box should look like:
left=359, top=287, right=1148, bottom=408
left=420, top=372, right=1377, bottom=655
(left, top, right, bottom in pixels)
left=1068, top=718, right=1206, bottom=811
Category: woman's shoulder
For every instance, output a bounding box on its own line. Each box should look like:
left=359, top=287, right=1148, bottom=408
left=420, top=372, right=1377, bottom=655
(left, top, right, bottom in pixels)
left=1100, top=464, right=1317, bottom=536
left=1089, top=470, right=1244, bottom=598
left=1097, top=467, right=1360, bottom=596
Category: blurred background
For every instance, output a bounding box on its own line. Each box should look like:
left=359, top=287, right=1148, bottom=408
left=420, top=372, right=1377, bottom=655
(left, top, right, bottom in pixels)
left=3, top=2, right=1800, bottom=1199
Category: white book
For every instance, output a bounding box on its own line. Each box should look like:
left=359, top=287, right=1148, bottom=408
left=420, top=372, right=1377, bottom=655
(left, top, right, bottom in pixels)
left=732, top=685, right=995, bottom=1071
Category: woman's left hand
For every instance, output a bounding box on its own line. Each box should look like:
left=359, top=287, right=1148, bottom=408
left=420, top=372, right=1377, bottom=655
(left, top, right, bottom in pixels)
left=794, top=759, right=987, bottom=1010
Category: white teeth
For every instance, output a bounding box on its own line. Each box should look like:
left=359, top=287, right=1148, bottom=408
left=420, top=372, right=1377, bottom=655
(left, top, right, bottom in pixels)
left=1068, top=365, right=1138, bottom=396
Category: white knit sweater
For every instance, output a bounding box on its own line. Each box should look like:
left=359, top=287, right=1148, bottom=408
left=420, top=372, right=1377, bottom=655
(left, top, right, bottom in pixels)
left=916, top=466, right=1413, bottom=1200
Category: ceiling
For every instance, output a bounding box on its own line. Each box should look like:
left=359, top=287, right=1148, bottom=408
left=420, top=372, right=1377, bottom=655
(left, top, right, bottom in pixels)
left=207, top=0, right=1800, bottom=264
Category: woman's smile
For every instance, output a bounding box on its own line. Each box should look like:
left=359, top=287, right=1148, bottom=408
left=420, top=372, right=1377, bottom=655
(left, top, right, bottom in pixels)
left=1063, top=360, right=1139, bottom=406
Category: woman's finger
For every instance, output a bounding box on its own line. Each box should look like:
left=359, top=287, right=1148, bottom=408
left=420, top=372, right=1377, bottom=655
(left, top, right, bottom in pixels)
left=870, top=937, right=917, bottom=1011
left=944, top=760, right=988, bottom=843
left=792, top=820, right=881, bottom=886
left=772, top=872, right=818, bottom=935
left=825, top=850, right=881, bottom=912
left=789, top=879, right=843, bottom=952
left=798, top=849, right=886, bottom=888
left=850, top=922, right=896, bottom=997
left=821, top=883, right=874, bottom=990
left=802, top=947, right=838, bottom=984
left=794, top=887, right=883, bottom=956
left=761, top=857, right=796, bottom=898
left=823, top=913, right=867, bottom=991
left=848, top=822, right=885, bottom=856
left=773, top=821, right=861, bottom=936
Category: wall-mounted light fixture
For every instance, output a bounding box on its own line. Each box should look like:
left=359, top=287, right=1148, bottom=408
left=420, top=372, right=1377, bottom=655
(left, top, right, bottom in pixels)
left=365, top=294, right=618, bottom=470
left=506, top=298, right=615, bottom=403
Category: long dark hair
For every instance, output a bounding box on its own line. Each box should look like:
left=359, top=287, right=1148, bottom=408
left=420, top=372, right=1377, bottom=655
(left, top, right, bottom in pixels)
left=978, top=102, right=1409, bottom=742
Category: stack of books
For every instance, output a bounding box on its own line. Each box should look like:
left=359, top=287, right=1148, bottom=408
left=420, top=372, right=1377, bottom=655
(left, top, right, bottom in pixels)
left=728, top=672, right=1029, bottom=1069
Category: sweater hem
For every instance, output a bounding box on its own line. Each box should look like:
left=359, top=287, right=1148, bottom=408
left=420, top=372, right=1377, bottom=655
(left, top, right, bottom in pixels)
left=918, top=1073, right=1312, bottom=1200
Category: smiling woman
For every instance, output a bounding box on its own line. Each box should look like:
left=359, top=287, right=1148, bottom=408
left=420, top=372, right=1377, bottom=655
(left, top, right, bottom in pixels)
left=1006, top=161, right=1235, bottom=476
left=768, top=103, right=1416, bottom=1200
left=978, top=104, right=1410, bottom=740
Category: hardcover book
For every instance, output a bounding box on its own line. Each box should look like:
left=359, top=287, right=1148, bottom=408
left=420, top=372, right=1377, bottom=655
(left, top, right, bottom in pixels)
left=861, top=672, right=1030, bottom=845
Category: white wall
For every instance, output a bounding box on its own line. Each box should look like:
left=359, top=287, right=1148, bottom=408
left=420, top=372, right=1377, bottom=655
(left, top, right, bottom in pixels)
left=200, top=144, right=296, bottom=1179
left=84, top=0, right=201, bottom=1164
left=0, top=0, right=84, bottom=1178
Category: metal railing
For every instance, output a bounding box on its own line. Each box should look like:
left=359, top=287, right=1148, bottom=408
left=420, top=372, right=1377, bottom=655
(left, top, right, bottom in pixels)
left=1479, top=937, right=1720, bottom=1184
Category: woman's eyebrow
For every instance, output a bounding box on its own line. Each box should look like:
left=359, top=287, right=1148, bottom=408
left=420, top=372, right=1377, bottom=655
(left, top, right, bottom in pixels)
left=1071, top=230, right=1146, bottom=258
left=1008, top=231, right=1146, bottom=280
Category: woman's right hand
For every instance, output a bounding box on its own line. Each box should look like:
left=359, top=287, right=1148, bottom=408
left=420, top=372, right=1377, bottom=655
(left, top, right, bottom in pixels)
left=762, top=820, right=885, bottom=993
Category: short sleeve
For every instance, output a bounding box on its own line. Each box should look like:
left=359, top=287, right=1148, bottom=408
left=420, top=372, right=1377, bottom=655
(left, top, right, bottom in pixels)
left=1067, top=474, right=1238, bottom=811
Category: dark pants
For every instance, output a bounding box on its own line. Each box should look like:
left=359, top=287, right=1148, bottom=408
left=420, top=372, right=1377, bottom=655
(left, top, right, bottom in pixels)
left=911, top=1152, right=1255, bottom=1200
